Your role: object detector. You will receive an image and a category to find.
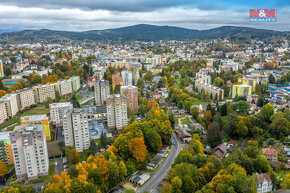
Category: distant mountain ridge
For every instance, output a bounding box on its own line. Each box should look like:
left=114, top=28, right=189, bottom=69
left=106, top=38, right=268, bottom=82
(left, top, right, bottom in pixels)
left=0, top=24, right=289, bottom=43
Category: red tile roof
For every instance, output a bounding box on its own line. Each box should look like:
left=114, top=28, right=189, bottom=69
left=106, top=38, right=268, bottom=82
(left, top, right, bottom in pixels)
left=262, top=147, right=278, bottom=156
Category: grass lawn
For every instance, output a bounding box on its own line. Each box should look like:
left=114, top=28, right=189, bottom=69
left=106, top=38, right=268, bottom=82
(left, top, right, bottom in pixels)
left=30, top=164, right=55, bottom=183
left=81, top=99, right=93, bottom=107
left=76, top=94, right=83, bottom=100
left=7, top=164, right=14, bottom=172
left=7, top=173, right=16, bottom=183
left=174, top=117, right=179, bottom=124
left=181, top=118, right=191, bottom=125
left=276, top=170, right=288, bottom=181
left=0, top=104, right=50, bottom=130
left=191, top=97, right=205, bottom=105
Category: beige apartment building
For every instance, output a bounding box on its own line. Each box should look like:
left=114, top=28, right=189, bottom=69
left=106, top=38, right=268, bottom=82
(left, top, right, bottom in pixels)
left=54, top=79, right=73, bottom=96
left=49, top=102, right=73, bottom=127
left=13, top=88, right=36, bottom=110
left=33, top=84, right=56, bottom=103
left=0, top=94, right=19, bottom=117
left=106, top=94, right=128, bottom=130
left=120, top=85, right=138, bottom=112
left=0, top=101, right=8, bottom=124
left=63, top=109, right=90, bottom=152
left=94, top=80, right=110, bottom=106
left=9, top=125, right=49, bottom=180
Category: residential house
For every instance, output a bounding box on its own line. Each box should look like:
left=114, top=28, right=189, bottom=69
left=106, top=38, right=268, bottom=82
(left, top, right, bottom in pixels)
left=256, top=173, right=273, bottom=193
left=262, top=147, right=278, bottom=163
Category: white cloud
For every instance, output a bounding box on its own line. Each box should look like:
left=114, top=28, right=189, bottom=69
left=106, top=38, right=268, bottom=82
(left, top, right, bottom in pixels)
left=0, top=4, right=289, bottom=31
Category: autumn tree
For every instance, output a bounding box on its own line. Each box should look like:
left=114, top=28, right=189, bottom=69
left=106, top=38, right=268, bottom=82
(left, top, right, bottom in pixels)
left=282, top=173, right=290, bottom=190
left=128, top=137, right=147, bottom=162
left=204, top=110, right=212, bottom=126
left=0, top=90, right=6, bottom=97
left=67, top=148, right=80, bottom=165
left=0, top=161, right=8, bottom=178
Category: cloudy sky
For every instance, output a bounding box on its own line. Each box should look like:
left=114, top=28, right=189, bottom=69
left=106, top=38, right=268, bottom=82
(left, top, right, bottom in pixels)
left=0, top=0, right=290, bottom=32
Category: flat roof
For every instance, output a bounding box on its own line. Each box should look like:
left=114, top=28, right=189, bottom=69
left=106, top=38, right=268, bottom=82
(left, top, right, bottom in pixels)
left=21, top=114, right=48, bottom=122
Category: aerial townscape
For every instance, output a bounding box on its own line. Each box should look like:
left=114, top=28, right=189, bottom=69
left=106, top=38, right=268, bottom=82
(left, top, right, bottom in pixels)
left=0, top=1, right=289, bottom=193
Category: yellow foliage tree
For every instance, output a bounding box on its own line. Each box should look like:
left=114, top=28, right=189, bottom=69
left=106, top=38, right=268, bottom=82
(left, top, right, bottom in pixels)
left=128, top=137, right=147, bottom=162
left=0, top=161, right=8, bottom=177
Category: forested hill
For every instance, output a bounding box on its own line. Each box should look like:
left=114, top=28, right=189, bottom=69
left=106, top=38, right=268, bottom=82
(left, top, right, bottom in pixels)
left=0, top=24, right=289, bottom=43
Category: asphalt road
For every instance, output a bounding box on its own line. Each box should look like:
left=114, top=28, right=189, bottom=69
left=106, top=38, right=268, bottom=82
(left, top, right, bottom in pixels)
left=55, top=158, right=64, bottom=175
left=137, top=133, right=180, bottom=193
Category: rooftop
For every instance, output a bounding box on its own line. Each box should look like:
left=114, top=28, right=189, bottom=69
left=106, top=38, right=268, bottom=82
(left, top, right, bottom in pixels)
left=21, top=114, right=48, bottom=122
left=49, top=102, right=72, bottom=108
left=0, top=132, right=12, bottom=140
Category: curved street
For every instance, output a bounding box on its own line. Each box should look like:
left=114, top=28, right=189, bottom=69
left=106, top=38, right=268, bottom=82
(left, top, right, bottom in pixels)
left=137, top=133, right=180, bottom=193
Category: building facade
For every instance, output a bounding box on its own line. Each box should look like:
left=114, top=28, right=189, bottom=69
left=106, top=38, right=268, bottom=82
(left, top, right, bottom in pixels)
left=94, top=80, right=110, bottom=106
left=69, top=76, right=81, bottom=91
left=20, top=115, right=51, bottom=141
left=120, top=86, right=138, bottom=112
left=0, top=132, right=14, bottom=165
left=256, top=173, right=273, bottom=193
left=0, top=101, right=8, bottom=124
left=0, top=60, right=4, bottom=78
left=54, top=80, right=73, bottom=96
left=106, top=94, right=128, bottom=130
left=49, top=102, right=73, bottom=127
left=10, top=125, right=49, bottom=180
left=33, top=84, right=56, bottom=103
left=195, top=81, right=224, bottom=100
left=13, top=88, right=36, bottom=110
left=232, top=84, right=252, bottom=99
left=0, top=94, right=19, bottom=117
left=63, top=109, right=90, bottom=152
left=238, top=76, right=257, bottom=92
left=121, top=70, right=133, bottom=86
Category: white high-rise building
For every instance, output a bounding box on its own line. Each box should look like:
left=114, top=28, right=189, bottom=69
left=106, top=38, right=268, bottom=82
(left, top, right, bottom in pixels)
left=106, top=94, right=128, bottom=130
left=63, top=109, right=90, bottom=152
left=49, top=102, right=73, bottom=127
left=94, top=80, right=110, bottom=106
left=69, top=76, right=81, bottom=91
left=10, top=125, right=49, bottom=180
left=121, top=70, right=133, bottom=86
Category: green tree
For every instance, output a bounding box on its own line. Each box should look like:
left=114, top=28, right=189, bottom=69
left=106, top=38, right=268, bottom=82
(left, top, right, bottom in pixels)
left=234, top=101, right=250, bottom=115
left=254, top=155, right=270, bottom=173
left=207, top=122, right=223, bottom=148
left=190, top=106, right=199, bottom=119
left=70, top=179, right=86, bottom=193
left=171, top=176, right=182, bottom=193
left=169, top=112, right=175, bottom=128
left=89, top=140, right=99, bottom=154
left=100, top=132, right=108, bottom=148
left=143, top=127, right=162, bottom=152
left=259, top=103, right=274, bottom=122
left=268, top=73, right=275, bottom=84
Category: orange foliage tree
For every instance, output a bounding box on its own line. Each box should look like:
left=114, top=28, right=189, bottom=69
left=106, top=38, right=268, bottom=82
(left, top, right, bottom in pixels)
left=128, top=137, right=147, bottom=162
